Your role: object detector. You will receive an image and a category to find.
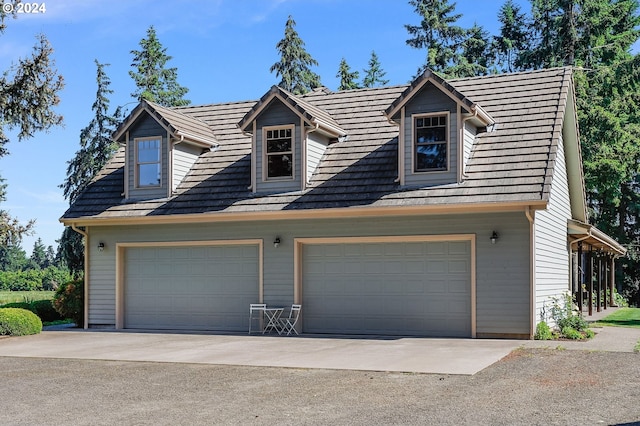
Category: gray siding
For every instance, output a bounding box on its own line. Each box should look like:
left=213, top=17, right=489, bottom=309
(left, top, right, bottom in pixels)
left=306, top=132, right=328, bottom=183
left=127, top=114, right=168, bottom=200
left=87, top=212, right=531, bottom=336
left=403, top=83, right=458, bottom=186
left=463, top=120, right=476, bottom=175
left=172, top=143, right=202, bottom=192
left=534, top=134, right=572, bottom=325
left=255, top=100, right=302, bottom=193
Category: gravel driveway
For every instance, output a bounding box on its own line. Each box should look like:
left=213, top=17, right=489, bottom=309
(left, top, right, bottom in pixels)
left=1, top=348, right=639, bottom=425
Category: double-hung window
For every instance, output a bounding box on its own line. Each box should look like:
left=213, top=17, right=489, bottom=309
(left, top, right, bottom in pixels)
left=414, top=114, right=448, bottom=172
left=136, top=137, right=161, bottom=187
left=264, top=126, right=293, bottom=180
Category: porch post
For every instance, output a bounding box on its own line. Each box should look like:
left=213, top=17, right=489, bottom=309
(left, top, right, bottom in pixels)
left=588, top=246, right=593, bottom=316
left=609, top=255, right=616, bottom=307
left=603, top=255, right=609, bottom=310
left=577, top=241, right=583, bottom=313
left=596, top=253, right=602, bottom=313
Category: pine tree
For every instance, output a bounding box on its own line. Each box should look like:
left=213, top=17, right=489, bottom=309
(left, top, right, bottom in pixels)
left=362, top=51, right=389, bottom=88
left=405, top=0, right=466, bottom=74
left=491, top=0, right=529, bottom=72
left=336, top=58, right=361, bottom=91
left=129, top=25, right=190, bottom=107
left=29, top=238, right=47, bottom=269
left=270, top=15, right=322, bottom=95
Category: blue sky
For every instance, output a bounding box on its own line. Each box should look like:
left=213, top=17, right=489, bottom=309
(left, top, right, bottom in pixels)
left=0, top=0, right=636, bottom=253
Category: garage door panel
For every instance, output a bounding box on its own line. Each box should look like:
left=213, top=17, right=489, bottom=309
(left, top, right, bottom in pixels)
left=303, top=240, right=471, bottom=337
left=124, top=244, right=258, bottom=331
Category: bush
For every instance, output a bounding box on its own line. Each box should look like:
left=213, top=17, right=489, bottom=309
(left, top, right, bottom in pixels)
left=561, top=326, right=583, bottom=340
left=534, top=321, right=553, bottom=340
left=0, top=308, right=42, bottom=336
left=30, top=299, right=63, bottom=322
left=53, top=279, right=83, bottom=327
left=1, top=302, right=33, bottom=310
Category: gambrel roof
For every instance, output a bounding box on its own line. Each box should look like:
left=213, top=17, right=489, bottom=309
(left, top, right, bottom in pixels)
left=62, top=67, right=583, bottom=223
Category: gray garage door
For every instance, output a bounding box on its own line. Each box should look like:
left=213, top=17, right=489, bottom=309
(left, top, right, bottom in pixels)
left=302, top=240, right=471, bottom=337
left=124, top=244, right=259, bottom=331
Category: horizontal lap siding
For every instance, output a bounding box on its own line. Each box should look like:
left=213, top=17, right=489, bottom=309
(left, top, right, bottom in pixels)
left=534, top=134, right=571, bottom=325
left=172, top=144, right=201, bottom=192
left=87, top=212, right=531, bottom=335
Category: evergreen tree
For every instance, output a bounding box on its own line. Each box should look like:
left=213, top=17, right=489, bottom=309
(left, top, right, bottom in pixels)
left=29, top=238, right=47, bottom=269
left=449, top=23, right=492, bottom=77
left=270, top=15, right=322, bottom=95
left=0, top=241, right=29, bottom=272
left=362, top=51, right=389, bottom=88
left=57, top=227, right=84, bottom=276
left=405, top=0, right=466, bottom=74
left=129, top=25, right=190, bottom=107
left=0, top=5, right=64, bottom=246
left=491, top=0, right=529, bottom=72
left=336, top=58, right=361, bottom=91
left=60, top=60, right=122, bottom=276
left=61, top=60, right=121, bottom=204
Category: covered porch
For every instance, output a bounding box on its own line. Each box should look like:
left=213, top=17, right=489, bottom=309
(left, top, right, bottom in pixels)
left=569, top=220, right=627, bottom=317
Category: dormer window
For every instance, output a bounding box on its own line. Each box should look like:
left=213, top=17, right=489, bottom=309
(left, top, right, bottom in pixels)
left=414, top=113, right=448, bottom=172
left=136, top=137, right=162, bottom=187
left=264, top=125, right=294, bottom=180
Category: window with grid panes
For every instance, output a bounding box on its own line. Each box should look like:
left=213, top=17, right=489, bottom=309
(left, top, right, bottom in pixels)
left=265, top=127, right=293, bottom=179
left=414, top=115, right=447, bottom=171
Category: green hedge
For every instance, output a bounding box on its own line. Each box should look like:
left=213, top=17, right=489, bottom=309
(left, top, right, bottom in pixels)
left=0, top=300, right=63, bottom=323
left=0, top=308, right=42, bottom=336
left=53, top=280, right=83, bottom=327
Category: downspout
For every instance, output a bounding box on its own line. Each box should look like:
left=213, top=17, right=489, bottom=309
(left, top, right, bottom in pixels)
left=71, top=224, right=89, bottom=330
left=525, top=207, right=535, bottom=338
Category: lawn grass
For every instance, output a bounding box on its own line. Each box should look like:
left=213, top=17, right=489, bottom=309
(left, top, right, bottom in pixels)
left=0, top=291, right=55, bottom=305
left=591, top=307, right=640, bottom=329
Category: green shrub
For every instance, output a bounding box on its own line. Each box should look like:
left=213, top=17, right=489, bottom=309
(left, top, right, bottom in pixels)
left=53, top=279, right=83, bottom=327
left=0, top=308, right=42, bottom=336
left=584, top=329, right=595, bottom=339
left=534, top=321, right=553, bottom=340
left=561, top=326, right=583, bottom=340
left=30, top=299, right=63, bottom=322
left=1, top=302, right=32, bottom=310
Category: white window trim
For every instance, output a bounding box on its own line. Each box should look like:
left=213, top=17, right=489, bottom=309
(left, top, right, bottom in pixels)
left=262, top=124, right=295, bottom=182
left=411, top=111, right=450, bottom=174
left=134, top=136, right=163, bottom=188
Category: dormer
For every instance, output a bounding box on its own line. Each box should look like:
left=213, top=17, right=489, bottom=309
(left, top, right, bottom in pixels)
left=384, top=69, right=494, bottom=187
left=238, top=86, right=345, bottom=193
left=113, top=100, right=218, bottom=201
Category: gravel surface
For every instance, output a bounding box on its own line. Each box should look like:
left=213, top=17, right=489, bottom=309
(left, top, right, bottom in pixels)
left=1, top=348, right=639, bottom=425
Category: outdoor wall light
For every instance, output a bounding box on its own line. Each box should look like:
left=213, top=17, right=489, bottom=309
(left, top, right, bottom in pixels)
left=98, top=242, right=105, bottom=251
left=490, top=231, right=499, bottom=244
left=273, top=237, right=281, bottom=248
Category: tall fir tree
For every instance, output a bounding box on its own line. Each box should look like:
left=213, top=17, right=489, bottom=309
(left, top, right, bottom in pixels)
left=449, top=23, right=492, bottom=77
left=0, top=5, right=64, bottom=247
left=60, top=60, right=122, bottom=276
left=362, top=51, right=389, bottom=88
left=29, top=238, right=47, bottom=269
left=129, top=25, right=190, bottom=107
left=270, top=16, right=322, bottom=95
left=405, top=0, right=466, bottom=74
left=336, top=58, right=361, bottom=91
left=491, top=0, right=529, bottom=72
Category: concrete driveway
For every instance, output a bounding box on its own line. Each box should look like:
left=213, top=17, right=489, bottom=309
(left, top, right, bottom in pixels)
left=0, top=329, right=522, bottom=375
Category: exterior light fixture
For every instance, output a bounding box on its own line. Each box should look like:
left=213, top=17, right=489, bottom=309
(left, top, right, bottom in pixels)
left=490, top=231, right=498, bottom=244
left=273, top=237, right=281, bottom=248
left=98, top=242, right=105, bottom=251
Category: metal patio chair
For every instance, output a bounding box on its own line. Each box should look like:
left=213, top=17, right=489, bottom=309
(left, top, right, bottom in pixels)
left=278, top=304, right=301, bottom=336
left=248, top=303, right=266, bottom=334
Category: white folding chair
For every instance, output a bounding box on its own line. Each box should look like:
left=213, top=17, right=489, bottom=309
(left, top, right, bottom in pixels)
left=278, top=304, right=301, bottom=336
left=248, top=303, right=266, bottom=334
